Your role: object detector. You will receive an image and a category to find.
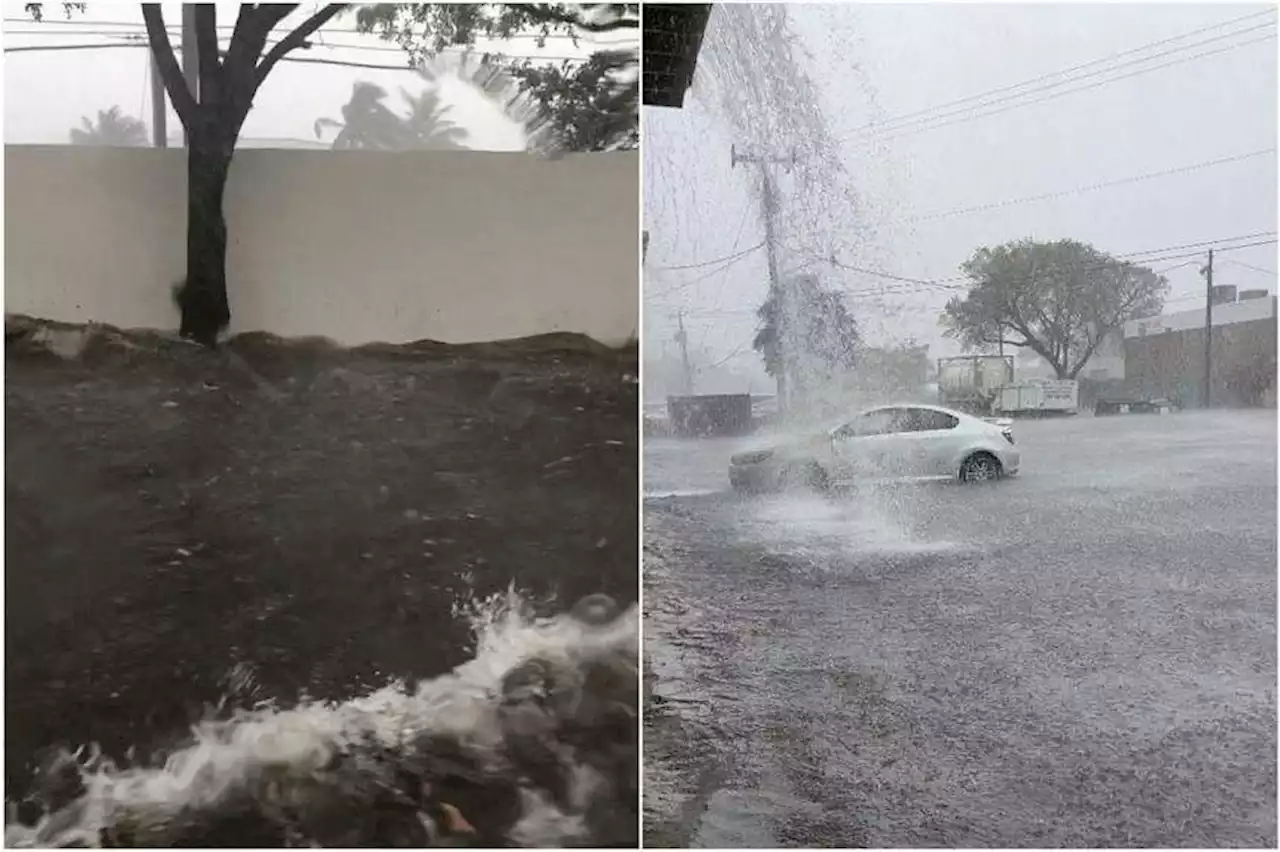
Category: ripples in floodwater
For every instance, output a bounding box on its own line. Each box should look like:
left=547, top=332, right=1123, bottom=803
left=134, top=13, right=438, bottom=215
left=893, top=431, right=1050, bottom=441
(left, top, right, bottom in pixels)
left=5, top=590, right=637, bottom=848
left=736, top=491, right=966, bottom=561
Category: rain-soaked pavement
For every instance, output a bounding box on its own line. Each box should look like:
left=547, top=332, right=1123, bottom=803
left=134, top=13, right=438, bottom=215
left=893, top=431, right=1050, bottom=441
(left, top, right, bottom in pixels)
left=643, top=411, right=1277, bottom=848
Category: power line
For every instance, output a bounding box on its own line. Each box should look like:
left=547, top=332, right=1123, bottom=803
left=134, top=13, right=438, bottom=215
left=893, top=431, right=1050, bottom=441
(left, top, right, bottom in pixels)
left=1153, top=260, right=1199, bottom=275
left=646, top=245, right=763, bottom=299
left=1222, top=258, right=1278, bottom=277
left=6, top=27, right=597, bottom=61
left=1, top=16, right=634, bottom=43
left=1, top=41, right=407, bottom=69
left=803, top=233, right=1280, bottom=301
left=895, top=147, right=1278, bottom=225
left=841, top=9, right=1277, bottom=140
left=848, top=28, right=1277, bottom=145
left=692, top=205, right=757, bottom=350
left=783, top=245, right=938, bottom=287
left=648, top=232, right=1279, bottom=308
left=852, top=241, right=1278, bottom=300
left=648, top=241, right=765, bottom=272
left=1, top=40, right=590, bottom=66
left=651, top=148, right=1276, bottom=295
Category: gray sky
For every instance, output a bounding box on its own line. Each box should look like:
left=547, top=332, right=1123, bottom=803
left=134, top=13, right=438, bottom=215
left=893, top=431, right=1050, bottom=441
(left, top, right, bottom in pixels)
left=3, top=2, right=636, bottom=149
left=643, top=3, right=1278, bottom=382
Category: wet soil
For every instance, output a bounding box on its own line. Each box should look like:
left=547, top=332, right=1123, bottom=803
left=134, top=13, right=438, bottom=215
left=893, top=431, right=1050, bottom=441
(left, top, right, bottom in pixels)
left=5, top=329, right=638, bottom=804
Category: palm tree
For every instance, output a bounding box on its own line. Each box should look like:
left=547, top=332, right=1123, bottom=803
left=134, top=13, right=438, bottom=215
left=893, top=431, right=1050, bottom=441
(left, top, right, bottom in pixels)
left=69, top=106, right=148, bottom=147
left=315, top=81, right=469, bottom=151
left=398, top=86, right=468, bottom=150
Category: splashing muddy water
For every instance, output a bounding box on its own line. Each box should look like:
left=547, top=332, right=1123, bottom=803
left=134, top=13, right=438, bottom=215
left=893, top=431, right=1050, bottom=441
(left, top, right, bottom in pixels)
left=5, top=591, right=638, bottom=848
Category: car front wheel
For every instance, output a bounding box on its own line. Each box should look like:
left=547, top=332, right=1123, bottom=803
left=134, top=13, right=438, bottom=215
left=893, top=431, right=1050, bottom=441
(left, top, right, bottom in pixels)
left=958, top=452, right=1001, bottom=483
left=780, top=460, right=829, bottom=492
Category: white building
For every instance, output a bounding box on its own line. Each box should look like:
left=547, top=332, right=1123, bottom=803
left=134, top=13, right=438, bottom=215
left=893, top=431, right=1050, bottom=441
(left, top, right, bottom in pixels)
left=1124, top=293, right=1276, bottom=339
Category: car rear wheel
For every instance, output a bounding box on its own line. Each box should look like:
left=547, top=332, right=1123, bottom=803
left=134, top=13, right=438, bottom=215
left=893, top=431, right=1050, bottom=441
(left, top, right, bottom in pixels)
left=780, top=460, right=829, bottom=492
left=958, top=452, right=1001, bottom=483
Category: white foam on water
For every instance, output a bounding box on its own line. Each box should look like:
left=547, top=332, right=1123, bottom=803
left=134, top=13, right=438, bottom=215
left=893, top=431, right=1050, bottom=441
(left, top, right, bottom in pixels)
left=741, top=491, right=961, bottom=559
left=5, top=587, right=638, bottom=848
left=644, top=487, right=720, bottom=500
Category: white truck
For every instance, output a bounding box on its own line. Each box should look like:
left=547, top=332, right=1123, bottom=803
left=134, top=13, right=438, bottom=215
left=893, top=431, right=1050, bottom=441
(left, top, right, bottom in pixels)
left=936, top=355, right=1014, bottom=415
left=994, top=378, right=1079, bottom=416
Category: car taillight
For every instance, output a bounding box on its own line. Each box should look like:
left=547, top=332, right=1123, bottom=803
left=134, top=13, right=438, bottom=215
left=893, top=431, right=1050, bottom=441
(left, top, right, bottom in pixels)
left=1001, top=428, right=1015, bottom=445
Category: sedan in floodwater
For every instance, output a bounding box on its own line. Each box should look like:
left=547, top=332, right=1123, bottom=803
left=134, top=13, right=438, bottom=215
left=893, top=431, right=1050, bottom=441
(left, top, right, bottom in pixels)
left=728, top=403, right=1020, bottom=492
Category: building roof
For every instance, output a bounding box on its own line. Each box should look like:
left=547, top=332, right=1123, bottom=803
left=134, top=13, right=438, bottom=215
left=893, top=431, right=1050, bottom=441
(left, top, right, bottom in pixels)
left=1124, top=294, right=1276, bottom=339
left=643, top=4, right=712, bottom=108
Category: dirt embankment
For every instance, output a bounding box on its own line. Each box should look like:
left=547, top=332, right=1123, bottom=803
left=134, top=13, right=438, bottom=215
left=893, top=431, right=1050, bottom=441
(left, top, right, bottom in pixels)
left=5, top=318, right=639, bottom=801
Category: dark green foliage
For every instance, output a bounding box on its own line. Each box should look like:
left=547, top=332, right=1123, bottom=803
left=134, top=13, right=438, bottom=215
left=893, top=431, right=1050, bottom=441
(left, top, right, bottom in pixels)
left=942, top=238, right=1168, bottom=379
left=753, top=274, right=861, bottom=379
left=355, top=4, right=639, bottom=152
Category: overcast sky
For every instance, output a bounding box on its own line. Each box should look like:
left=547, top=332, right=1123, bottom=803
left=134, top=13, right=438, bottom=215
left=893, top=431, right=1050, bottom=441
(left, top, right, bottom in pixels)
left=644, top=3, right=1278, bottom=381
left=2, top=1, right=635, bottom=149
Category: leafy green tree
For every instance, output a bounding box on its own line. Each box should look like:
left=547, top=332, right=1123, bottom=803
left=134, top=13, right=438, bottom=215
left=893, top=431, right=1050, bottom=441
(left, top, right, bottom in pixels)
left=69, top=106, right=148, bottom=147
left=28, top=3, right=349, bottom=347
left=754, top=274, right=860, bottom=400
left=315, top=81, right=468, bottom=150
left=941, top=238, right=1167, bottom=379
left=510, top=48, right=637, bottom=151
left=354, top=4, right=639, bottom=152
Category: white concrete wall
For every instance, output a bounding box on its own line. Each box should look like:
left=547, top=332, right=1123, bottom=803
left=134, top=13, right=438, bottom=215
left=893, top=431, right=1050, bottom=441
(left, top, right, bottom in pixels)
left=4, top=146, right=639, bottom=346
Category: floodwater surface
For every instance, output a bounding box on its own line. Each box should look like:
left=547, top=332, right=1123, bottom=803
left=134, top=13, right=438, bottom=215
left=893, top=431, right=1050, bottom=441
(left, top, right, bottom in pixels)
left=644, top=411, right=1277, bottom=848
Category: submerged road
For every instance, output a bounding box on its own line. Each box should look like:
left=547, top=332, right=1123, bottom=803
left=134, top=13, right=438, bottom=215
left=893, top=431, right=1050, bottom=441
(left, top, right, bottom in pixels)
left=643, top=411, right=1277, bottom=848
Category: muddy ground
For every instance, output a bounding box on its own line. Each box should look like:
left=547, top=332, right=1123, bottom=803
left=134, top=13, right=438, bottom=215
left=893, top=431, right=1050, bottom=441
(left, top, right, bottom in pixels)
left=5, top=327, right=638, bottom=804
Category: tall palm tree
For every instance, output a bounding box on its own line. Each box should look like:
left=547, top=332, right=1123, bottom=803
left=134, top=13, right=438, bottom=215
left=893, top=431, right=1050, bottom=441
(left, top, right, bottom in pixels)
left=315, top=81, right=469, bottom=151
left=398, top=86, right=469, bottom=150
left=69, top=106, right=148, bottom=147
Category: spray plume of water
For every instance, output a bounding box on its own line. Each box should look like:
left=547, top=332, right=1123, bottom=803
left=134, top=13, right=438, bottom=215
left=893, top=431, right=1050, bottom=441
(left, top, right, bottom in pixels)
left=5, top=588, right=638, bottom=848
left=651, top=5, right=915, bottom=418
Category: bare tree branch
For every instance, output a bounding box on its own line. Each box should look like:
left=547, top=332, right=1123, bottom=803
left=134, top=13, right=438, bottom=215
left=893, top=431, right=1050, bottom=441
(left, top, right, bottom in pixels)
left=256, top=5, right=348, bottom=86
left=224, top=5, right=273, bottom=89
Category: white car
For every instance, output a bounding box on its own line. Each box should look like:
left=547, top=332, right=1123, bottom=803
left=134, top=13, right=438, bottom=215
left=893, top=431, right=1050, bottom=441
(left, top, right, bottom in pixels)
left=728, top=403, right=1020, bottom=492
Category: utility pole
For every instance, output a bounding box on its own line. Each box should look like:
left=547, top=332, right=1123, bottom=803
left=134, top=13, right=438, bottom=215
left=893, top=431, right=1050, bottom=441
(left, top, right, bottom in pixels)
left=675, top=310, right=694, bottom=395
left=181, top=4, right=200, bottom=147
left=149, top=55, right=167, bottom=148
left=1202, top=248, right=1214, bottom=408
left=731, top=144, right=798, bottom=412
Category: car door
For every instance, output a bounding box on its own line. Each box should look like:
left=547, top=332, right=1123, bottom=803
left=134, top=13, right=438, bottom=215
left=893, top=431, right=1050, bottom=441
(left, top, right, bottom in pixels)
left=829, top=408, right=903, bottom=480
left=896, top=407, right=963, bottom=476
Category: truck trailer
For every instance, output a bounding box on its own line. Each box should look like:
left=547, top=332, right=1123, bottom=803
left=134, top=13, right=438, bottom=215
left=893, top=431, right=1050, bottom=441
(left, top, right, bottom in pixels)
left=993, top=378, right=1079, bottom=416
left=936, top=355, right=1014, bottom=414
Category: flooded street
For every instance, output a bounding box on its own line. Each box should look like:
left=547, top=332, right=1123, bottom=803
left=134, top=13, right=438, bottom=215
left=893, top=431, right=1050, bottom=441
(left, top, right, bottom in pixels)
left=643, top=412, right=1277, bottom=847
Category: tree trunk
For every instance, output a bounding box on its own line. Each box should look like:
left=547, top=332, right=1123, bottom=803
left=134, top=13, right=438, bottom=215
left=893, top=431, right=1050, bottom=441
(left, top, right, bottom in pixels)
left=177, top=138, right=234, bottom=347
